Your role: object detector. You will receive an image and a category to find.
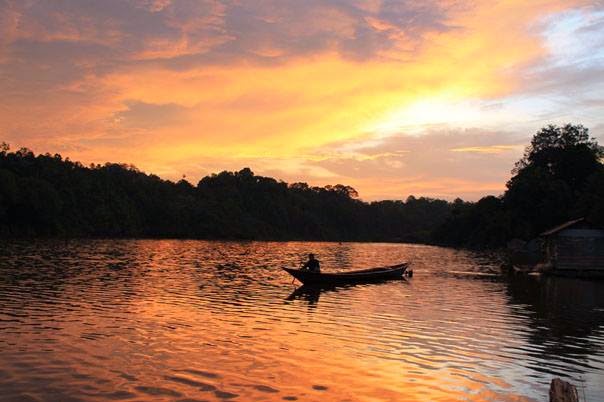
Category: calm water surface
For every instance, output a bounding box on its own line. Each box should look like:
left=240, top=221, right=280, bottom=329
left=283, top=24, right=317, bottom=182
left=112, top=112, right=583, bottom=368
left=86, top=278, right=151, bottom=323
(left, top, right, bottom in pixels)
left=1, top=240, right=604, bottom=401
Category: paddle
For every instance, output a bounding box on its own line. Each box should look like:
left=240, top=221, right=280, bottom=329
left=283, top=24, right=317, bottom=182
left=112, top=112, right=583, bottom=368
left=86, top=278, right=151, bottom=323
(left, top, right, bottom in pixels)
left=292, top=260, right=305, bottom=284
left=289, top=260, right=307, bottom=285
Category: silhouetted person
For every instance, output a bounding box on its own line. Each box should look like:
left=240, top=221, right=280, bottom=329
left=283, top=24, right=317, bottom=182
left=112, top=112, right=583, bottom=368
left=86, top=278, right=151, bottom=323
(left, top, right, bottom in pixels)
left=301, top=253, right=320, bottom=273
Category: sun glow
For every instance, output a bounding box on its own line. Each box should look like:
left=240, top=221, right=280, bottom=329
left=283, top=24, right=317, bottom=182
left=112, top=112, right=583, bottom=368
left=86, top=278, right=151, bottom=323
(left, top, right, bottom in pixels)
left=368, top=97, right=483, bottom=135
left=365, top=93, right=524, bottom=136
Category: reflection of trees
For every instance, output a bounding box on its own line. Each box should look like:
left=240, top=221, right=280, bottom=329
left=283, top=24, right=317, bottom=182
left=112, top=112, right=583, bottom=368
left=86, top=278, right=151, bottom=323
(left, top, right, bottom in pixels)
left=505, top=276, right=604, bottom=370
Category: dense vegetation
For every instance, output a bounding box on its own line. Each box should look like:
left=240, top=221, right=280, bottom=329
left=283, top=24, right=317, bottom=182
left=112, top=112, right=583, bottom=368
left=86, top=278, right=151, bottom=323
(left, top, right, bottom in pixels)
left=434, top=124, right=604, bottom=248
left=0, top=142, right=450, bottom=242
left=1, top=123, right=602, bottom=247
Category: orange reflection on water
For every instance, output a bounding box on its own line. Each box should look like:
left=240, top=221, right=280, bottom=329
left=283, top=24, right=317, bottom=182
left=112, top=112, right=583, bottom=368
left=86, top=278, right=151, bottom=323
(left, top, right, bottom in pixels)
left=1, top=240, right=604, bottom=401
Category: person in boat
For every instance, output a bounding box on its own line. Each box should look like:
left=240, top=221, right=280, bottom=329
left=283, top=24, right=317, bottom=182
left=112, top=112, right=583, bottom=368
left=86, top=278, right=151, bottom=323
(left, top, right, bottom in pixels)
left=301, top=253, right=320, bottom=273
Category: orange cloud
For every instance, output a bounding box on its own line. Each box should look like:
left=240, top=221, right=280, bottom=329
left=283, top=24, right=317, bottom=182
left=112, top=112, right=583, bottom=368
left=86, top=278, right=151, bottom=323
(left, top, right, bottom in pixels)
left=1, top=0, right=601, bottom=200
left=450, top=145, right=523, bottom=154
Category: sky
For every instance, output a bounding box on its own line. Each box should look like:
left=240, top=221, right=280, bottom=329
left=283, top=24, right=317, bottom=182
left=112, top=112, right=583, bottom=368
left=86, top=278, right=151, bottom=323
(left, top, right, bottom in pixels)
left=1, top=0, right=603, bottom=201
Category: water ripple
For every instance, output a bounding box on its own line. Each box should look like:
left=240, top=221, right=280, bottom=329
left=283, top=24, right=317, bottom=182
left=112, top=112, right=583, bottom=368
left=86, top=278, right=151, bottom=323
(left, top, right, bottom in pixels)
left=0, top=240, right=603, bottom=401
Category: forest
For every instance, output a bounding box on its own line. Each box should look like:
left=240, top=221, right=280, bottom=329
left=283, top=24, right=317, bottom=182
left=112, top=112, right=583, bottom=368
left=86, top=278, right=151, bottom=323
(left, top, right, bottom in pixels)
left=1, top=124, right=603, bottom=248
left=0, top=142, right=450, bottom=242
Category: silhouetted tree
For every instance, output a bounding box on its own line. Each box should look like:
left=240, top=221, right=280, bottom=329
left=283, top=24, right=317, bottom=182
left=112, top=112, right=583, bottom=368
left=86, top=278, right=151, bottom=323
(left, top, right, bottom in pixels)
left=434, top=124, right=604, bottom=248
left=505, top=124, right=603, bottom=237
left=0, top=147, right=455, bottom=241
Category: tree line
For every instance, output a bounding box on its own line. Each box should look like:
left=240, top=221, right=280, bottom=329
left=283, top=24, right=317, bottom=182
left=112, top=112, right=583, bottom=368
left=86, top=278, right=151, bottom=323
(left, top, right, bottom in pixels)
left=433, top=124, right=604, bottom=248
left=1, top=123, right=602, bottom=247
left=0, top=143, right=450, bottom=242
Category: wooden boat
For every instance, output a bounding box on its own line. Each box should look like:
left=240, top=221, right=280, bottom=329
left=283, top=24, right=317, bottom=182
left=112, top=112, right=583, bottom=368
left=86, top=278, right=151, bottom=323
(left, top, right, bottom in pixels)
left=283, top=263, right=408, bottom=285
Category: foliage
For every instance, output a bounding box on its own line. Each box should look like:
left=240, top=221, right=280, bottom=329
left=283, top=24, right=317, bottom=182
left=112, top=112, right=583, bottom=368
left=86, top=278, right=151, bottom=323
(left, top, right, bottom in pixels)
left=435, top=124, right=604, bottom=248
left=502, top=124, right=604, bottom=236
left=433, top=196, right=510, bottom=248
left=512, top=124, right=602, bottom=175
left=0, top=149, right=453, bottom=241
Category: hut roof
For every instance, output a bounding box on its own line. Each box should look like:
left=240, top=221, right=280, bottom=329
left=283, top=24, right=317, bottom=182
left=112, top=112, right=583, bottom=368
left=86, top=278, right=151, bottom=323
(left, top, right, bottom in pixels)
left=540, top=217, right=585, bottom=237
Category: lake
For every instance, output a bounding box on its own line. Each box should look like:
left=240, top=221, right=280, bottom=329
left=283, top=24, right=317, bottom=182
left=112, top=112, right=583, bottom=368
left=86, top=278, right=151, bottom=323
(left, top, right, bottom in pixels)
left=1, top=240, right=603, bottom=401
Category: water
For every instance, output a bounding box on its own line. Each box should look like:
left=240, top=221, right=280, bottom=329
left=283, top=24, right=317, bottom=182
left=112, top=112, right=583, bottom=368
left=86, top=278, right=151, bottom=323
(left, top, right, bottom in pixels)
left=1, top=240, right=603, bottom=401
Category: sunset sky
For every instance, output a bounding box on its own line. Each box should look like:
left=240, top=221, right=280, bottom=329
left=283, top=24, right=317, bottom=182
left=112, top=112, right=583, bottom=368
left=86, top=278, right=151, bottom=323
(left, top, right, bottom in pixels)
left=1, top=0, right=603, bottom=200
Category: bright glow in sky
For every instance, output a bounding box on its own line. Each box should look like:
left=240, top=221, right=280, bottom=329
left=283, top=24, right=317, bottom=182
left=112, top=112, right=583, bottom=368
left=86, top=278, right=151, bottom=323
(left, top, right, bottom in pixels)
left=1, top=0, right=603, bottom=200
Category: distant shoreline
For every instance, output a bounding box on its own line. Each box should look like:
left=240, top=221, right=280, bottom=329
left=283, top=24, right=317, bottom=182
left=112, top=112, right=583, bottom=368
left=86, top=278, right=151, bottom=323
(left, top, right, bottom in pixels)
left=0, top=147, right=455, bottom=246
left=3, top=124, right=602, bottom=250
left=0, top=236, right=508, bottom=255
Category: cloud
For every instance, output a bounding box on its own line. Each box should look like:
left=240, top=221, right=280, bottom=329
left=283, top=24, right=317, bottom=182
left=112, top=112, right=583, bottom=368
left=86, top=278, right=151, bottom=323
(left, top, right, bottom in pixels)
left=0, top=0, right=456, bottom=69
left=141, top=127, right=531, bottom=201
left=1, top=0, right=603, bottom=202
left=301, top=118, right=603, bottom=200
left=113, top=101, right=191, bottom=129
left=450, top=145, right=523, bottom=154
left=505, top=7, right=604, bottom=126
left=299, top=128, right=526, bottom=198
left=211, top=0, right=457, bottom=62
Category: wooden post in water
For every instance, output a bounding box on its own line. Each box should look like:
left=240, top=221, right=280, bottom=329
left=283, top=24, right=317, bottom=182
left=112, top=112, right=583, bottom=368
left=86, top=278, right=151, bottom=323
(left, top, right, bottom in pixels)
left=549, top=378, right=579, bottom=402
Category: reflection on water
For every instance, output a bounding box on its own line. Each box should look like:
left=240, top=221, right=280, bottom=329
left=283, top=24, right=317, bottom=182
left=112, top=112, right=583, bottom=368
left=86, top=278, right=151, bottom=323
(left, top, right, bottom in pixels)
left=0, top=240, right=603, bottom=401
left=286, top=285, right=325, bottom=305
left=506, top=277, right=604, bottom=378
